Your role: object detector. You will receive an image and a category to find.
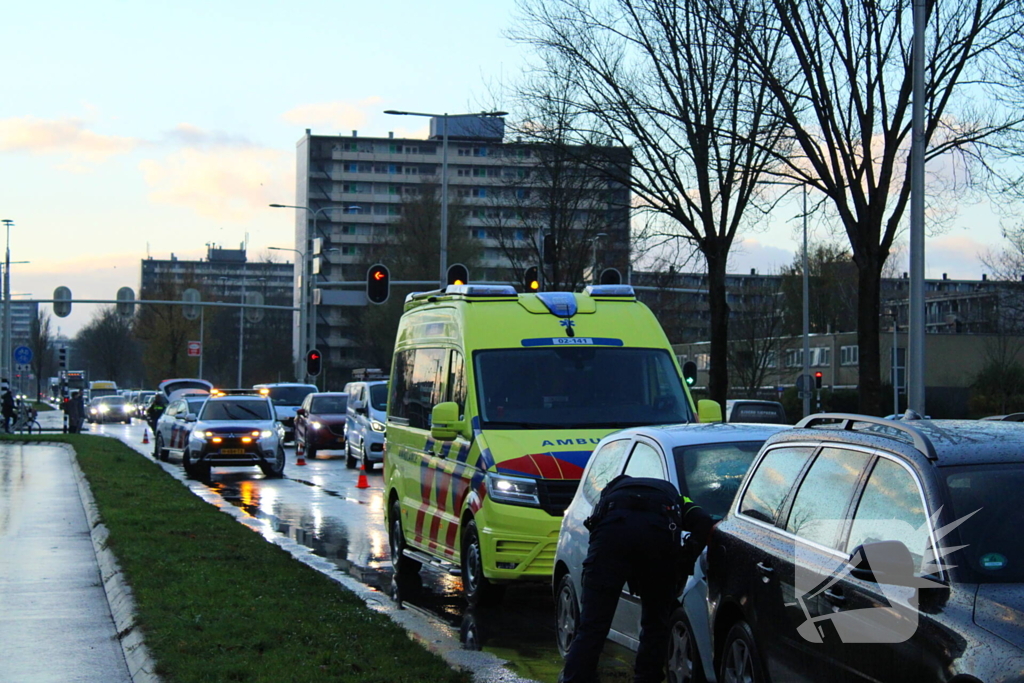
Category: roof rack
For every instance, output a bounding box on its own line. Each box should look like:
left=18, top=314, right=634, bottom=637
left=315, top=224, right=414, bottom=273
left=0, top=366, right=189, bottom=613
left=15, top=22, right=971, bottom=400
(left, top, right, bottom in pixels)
left=795, top=412, right=937, bottom=460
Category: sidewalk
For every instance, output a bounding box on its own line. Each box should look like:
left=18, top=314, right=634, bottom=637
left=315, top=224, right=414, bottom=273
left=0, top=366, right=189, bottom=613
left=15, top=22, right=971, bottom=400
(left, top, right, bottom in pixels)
left=0, top=443, right=133, bottom=683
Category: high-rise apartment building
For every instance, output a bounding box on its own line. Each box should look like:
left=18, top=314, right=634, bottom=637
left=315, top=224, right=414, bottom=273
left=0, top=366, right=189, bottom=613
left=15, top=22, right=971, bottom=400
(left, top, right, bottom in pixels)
left=292, top=117, right=632, bottom=380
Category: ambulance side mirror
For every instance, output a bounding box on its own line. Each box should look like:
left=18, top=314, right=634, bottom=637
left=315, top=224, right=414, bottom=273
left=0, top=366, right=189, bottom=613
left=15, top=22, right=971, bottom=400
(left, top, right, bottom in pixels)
left=430, top=402, right=466, bottom=442
left=697, top=399, right=723, bottom=423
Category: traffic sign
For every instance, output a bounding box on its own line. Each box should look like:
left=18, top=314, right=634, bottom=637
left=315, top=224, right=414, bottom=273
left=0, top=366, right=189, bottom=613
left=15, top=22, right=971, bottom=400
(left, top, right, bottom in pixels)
left=13, top=346, right=32, bottom=365
left=116, top=286, right=135, bottom=317
left=182, top=288, right=201, bottom=320
left=187, top=341, right=202, bottom=357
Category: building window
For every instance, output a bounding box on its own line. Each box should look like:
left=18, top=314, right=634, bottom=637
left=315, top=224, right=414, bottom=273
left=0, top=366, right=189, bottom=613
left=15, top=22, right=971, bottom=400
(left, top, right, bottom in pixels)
left=471, top=188, right=487, bottom=198
left=812, top=347, right=831, bottom=367
left=840, top=345, right=859, bottom=366
left=472, top=228, right=487, bottom=239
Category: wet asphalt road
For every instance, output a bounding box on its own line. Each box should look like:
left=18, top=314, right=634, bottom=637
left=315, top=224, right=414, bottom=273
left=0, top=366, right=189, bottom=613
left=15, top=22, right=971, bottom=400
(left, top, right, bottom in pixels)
left=68, top=415, right=638, bottom=683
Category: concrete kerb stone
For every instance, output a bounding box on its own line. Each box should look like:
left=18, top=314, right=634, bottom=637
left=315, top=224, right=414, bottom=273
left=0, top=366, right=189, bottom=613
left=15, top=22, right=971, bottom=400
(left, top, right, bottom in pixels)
left=56, top=442, right=162, bottom=683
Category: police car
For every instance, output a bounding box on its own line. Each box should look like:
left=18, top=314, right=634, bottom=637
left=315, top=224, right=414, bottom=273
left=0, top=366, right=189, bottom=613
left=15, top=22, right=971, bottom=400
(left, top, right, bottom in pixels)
left=179, top=390, right=286, bottom=480
left=553, top=422, right=789, bottom=681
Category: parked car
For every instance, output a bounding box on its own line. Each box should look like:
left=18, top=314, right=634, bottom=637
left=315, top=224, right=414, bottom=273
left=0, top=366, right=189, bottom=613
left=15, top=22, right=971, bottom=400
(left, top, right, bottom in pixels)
left=86, top=395, right=132, bottom=424
left=980, top=412, right=1024, bottom=421
left=343, top=379, right=388, bottom=470
left=706, top=413, right=1024, bottom=683
left=152, top=395, right=210, bottom=462
left=725, top=399, right=788, bottom=424
left=554, top=422, right=790, bottom=681
left=294, top=392, right=348, bottom=459
left=178, top=392, right=285, bottom=480
left=252, top=383, right=318, bottom=442
left=134, top=391, right=156, bottom=419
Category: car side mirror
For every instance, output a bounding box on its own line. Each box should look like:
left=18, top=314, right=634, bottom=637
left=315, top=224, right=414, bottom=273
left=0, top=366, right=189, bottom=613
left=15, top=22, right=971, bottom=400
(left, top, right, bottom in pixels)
left=697, top=399, right=723, bottom=423
left=430, top=402, right=466, bottom=442
left=848, top=540, right=915, bottom=583
left=351, top=398, right=366, bottom=413
left=185, top=414, right=198, bottom=423
left=296, top=408, right=306, bottom=417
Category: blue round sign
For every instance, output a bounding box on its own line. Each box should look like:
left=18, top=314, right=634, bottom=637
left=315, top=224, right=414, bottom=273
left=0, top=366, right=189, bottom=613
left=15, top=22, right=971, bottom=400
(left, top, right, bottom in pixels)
left=13, top=346, right=32, bottom=365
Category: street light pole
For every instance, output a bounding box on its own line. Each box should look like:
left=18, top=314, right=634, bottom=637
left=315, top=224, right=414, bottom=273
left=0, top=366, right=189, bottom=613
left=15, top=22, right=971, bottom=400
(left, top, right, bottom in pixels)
left=1, top=219, right=11, bottom=381
left=591, top=233, right=607, bottom=284
left=384, top=109, right=508, bottom=288
left=238, top=279, right=245, bottom=387
left=800, top=185, right=811, bottom=419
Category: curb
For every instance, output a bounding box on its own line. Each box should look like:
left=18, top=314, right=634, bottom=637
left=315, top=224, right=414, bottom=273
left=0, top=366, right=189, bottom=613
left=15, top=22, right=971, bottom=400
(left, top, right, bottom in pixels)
left=61, top=443, right=161, bottom=683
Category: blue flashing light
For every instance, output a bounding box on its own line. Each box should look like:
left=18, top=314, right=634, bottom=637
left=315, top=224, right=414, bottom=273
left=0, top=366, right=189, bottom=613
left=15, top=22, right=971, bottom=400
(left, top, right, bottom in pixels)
left=445, top=284, right=518, bottom=297
left=585, top=285, right=635, bottom=297
left=536, top=292, right=578, bottom=318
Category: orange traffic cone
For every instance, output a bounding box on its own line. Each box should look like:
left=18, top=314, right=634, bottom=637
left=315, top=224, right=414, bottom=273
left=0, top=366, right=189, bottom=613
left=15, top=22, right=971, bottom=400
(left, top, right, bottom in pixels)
left=142, top=428, right=149, bottom=444
left=295, top=440, right=306, bottom=467
left=355, top=460, right=369, bottom=489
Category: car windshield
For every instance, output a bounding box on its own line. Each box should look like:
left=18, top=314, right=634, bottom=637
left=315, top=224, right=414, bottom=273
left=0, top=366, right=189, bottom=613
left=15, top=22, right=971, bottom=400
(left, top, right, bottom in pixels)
left=673, top=441, right=764, bottom=519
left=264, top=386, right=316, bottom=406
left=369, top=384, right=388, bottom=411
left=100, top=396, right=126, bottom=405
left=475, top=347, right=692, bottom=428
left=944, top=464, right=1024, bottom=583
left=311, top=395, right=347, bottom=413
left=200, top=400, right=272, bottom=421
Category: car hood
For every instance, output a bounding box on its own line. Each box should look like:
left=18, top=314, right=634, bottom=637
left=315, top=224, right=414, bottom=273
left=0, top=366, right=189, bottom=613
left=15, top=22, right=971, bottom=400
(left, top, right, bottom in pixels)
left=310, top=412, right=346, bottom=422
left=274, top=405, right=301, bottom=419
left=975, top=584, right=1024, bottom=651
left=197, top=419, right=276, bottom=433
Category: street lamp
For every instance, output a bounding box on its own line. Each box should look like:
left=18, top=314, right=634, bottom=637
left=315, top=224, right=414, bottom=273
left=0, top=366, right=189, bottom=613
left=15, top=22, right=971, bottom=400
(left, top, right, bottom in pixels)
left=1, top=219, right=12, bottom=381
left=384, top=109, right=508, bottom=287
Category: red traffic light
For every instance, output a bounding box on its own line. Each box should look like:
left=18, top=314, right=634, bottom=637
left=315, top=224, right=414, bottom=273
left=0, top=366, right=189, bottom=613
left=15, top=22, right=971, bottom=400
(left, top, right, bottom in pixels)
left=373, top=270, right=385, bottom=281
left=305, top=349, right=323, bottom=377
left=366, top=264, right=390, bottom=304
left=814, top=371, right=823, bottom=389
left=814, top=371, right=823, bottom=378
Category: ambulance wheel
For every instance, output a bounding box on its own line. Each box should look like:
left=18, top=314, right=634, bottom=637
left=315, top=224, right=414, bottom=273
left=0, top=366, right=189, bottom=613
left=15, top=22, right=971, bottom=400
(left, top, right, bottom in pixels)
left=461, top=518, right=505, bottom=607
left=389, top=497, right=422, bottom=589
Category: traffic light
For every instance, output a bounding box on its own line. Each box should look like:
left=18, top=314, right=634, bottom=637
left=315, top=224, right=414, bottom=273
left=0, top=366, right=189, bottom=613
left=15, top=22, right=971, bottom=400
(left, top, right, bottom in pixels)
left=58, top=346, right=67, bottom=369
left=306, top=349, right=323, bottom=377
left=543, top=234, right=556, bottom=265
left=447, top=263, right=469, bottom=287
left=599, top=268, right=622, bottom=285
left=366, top=264, right=390, bottom=304
left=523, top=266, right=540, bottom=292
left=682, top=361, right=697, bottom=386
left=814, top=371, right=823, bottom=389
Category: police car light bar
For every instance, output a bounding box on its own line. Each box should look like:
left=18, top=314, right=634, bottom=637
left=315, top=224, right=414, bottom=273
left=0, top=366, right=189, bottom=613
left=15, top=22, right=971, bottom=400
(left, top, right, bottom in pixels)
left=445, top=284, right=518, bottom=297
left=584, top=285, right=636, bottom=297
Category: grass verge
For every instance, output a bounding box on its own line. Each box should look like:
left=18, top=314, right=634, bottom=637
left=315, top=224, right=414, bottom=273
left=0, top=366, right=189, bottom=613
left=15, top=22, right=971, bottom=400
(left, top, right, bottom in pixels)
left=6, top=434, right=470, bottom=683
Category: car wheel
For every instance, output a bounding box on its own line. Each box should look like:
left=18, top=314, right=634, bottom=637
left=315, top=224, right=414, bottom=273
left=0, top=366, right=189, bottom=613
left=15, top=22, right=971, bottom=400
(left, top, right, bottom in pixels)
left=360, top=441, right=371, bottom=471
left=667, top=606, right=705, bottom=683
left=155, top=433, right=169, bottom=462
left=260, top=446, right=286, bottom=478
left=555, top=573, right=580, bottom=658
left=305, top=440, right=318, bottom=460
left=182, top=449, right=204, bottom=479
left=346, top=440, right=358, bottom=469
left=461, top=518, right=506, bottom=607
left=719, top=621, right=766, bottom=683
left=388, top=497, right=422, bottom=590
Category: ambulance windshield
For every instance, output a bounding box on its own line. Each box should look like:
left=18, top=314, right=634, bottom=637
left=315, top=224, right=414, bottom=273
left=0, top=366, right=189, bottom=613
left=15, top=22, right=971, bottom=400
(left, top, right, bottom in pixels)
left=475, top=347, right=693, bottom=428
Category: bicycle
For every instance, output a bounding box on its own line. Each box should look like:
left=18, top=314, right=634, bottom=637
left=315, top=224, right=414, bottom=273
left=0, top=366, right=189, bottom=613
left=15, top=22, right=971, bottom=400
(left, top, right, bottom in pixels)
left=11, top=401, right=41, bottom=434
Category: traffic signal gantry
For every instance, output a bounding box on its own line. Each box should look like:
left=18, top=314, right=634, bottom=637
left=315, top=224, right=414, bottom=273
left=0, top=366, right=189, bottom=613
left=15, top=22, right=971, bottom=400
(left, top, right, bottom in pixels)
left=366, top=264, right=390, bottom=304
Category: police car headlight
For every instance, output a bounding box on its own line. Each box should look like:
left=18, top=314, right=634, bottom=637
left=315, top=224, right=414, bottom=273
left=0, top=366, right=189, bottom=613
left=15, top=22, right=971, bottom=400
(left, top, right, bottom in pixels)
left=371, top=420, right=386, bottom=432
left=310, top=421, right=322, bottom=430
left=192, top=429, right=209, bottom=440
left=259, top=430, right=274, bottom=439
left=486, top=473, right=540, bottom=507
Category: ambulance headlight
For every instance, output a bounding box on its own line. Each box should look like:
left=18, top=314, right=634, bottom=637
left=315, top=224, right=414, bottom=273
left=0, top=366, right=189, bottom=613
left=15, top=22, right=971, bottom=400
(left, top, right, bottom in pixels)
left=486, top=473, right=540, bottom=507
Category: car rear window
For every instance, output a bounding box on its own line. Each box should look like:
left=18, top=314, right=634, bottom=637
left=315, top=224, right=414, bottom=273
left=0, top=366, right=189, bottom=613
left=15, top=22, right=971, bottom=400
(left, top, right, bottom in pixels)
left=673, top=441, right=764, bottom=519
left=730, top=402, right=787, bottom=424
left=311, top=395, right=347, bottom=413
left=944, top=464, right=1024, bottom=582
left=264, top=386, right=317, bottom=406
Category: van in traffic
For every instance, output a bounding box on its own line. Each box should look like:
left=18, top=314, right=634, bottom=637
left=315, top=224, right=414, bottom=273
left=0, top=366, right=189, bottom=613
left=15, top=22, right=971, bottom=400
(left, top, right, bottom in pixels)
left=384, top=284, right=721, bottom=605
left=343, top=378, right=388, bottom=471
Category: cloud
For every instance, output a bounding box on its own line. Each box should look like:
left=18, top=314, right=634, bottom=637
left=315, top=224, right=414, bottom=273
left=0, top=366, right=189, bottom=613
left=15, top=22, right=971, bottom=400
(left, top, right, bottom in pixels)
left=728, top=238, right=795, bottom=274
left=281, top=97, right=383, bottom=132
left=924, top=234, right=991, bottom=280
left=160, top=123, right=252, bottom=149
left=139, top=145, right=292, bottom=222
left=0, top=116, right=140, bottom=162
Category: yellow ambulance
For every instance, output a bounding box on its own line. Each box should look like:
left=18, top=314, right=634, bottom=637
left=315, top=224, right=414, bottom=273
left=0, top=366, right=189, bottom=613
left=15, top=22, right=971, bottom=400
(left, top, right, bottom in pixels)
left=384, top=284, right=720, bottom=604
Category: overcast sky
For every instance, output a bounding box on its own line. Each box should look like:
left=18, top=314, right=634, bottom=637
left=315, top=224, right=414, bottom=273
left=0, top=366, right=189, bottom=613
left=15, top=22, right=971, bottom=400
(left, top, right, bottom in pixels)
left=1, top=0, right=1008, bottom=335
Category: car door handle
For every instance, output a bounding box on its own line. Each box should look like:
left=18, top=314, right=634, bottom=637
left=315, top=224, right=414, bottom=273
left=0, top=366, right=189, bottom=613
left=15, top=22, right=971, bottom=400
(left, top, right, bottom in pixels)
left=756, top=561, right=773, bottom=575
left=823, top=589, right=846, bottom=604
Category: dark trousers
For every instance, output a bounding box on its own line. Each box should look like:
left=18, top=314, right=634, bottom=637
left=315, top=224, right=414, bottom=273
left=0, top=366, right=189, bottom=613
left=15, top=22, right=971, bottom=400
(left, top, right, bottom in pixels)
left=561, top=508, right=678, bottom=683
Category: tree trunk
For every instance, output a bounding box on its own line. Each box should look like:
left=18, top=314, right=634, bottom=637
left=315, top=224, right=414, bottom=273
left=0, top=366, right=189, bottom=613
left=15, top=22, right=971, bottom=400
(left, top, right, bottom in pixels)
left=705, top=248, right=730, bottom=410
left=855, top=255, right=884, bottom=415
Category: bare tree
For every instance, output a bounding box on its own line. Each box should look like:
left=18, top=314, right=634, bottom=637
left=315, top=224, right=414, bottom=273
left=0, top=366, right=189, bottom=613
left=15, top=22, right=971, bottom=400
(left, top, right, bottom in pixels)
left=779, top=242, right=859, bottom=335
left=511, top=0, right=791, bottom=406
left=75, top=307, right=140, bottom=385
left=721, top=0, right=1024, bottom=413
left=29, top=311, right=55, bottom=400
left=134, top=278, right=204, bottom=386
left=729, top=276, right=787, bottom=396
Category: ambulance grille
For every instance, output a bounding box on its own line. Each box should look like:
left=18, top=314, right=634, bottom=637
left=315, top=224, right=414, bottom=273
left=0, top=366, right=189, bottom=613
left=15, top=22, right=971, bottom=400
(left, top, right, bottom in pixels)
left=537, top=479, right=580, bottom=516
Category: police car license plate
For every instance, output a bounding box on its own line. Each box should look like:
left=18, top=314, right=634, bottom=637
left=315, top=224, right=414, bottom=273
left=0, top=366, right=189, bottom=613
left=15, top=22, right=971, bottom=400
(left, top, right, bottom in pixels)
left=220, top=448, right=245, bottom=455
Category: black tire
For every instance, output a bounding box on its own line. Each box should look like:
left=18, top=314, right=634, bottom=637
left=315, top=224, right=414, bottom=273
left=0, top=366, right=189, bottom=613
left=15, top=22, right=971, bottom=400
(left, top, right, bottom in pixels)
left=388, top=497, right=422, bottom=587
left=183, top=449, right=208, bottom=480
left=155, top=433, right=169, bottom=462
left=555, top=573, right=580, bottom=658
left=667, top=606, right=706, bottom=683
left=346, top=441, right=358, bottom=469
left=461, top=518, right=506, bottom=607
left=719, top=621, right=766, bottom=683
left=260, top=446, right=286, bottom=478
left=305, top=441, right=317, bottom=460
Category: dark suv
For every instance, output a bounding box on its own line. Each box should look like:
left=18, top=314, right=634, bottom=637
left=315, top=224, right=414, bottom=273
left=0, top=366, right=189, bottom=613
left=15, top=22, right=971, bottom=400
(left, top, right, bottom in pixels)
left=707, top=413, right=1024, bottom=683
